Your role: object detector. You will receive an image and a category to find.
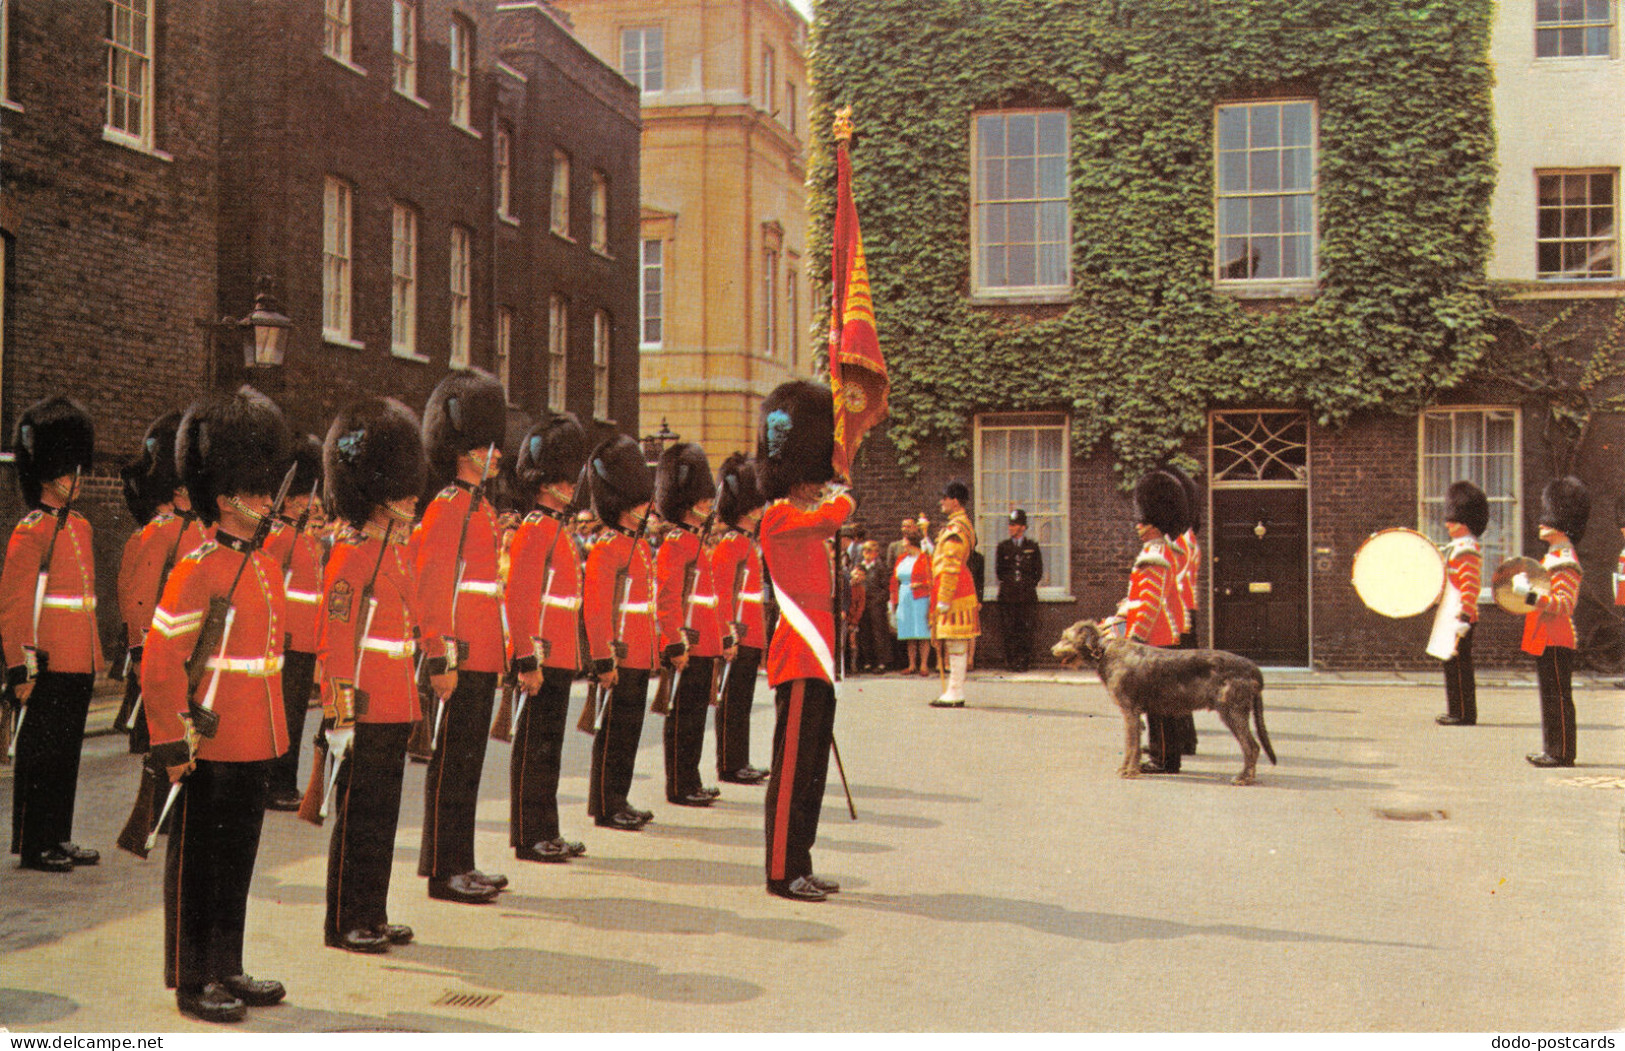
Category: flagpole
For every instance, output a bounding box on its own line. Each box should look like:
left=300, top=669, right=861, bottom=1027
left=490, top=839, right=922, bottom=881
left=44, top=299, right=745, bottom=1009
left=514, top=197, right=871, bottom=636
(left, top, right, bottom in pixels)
left=829, top=106, right=857, bottom=821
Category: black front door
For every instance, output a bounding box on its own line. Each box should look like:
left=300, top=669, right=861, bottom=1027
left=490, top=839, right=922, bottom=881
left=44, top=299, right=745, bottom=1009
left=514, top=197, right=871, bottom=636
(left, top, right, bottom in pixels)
left=1211, top=488, right=1309, bottom=665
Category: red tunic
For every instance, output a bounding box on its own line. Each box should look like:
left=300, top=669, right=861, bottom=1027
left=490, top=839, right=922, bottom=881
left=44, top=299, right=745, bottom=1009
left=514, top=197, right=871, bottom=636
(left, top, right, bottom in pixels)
left=759, top=491, right=854, bottom=687
left=1119, top=539, right=1179, bottom=647
left=655, top=524, right=722, bottom=658
left=889, top=549, right=931, bottom=603
left=583, top=527, right=656, bottom=672
left=410, top=482, right=505, bottom=674
left=320, top=530, right=420, bottom=725
left=712, top=529, right=767, bottom=649
left=1446, top=536, right=1482, bottom=624
left=142, top=533, right=288, bottom=764
left=1522, top=547, right=1580, bottom=656
left=265, top=518, right=323, bottom=654
left=2, top=508, right=101, bottom=677
left=1165, top=533, right=1192, bottom=637
left=121, top=513, right=210, bottom=648
left=505, top=508, right=583, bottom=673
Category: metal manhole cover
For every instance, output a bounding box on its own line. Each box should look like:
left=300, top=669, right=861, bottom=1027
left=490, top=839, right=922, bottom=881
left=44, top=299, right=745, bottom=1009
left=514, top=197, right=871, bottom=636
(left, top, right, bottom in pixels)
left=1559, top=775, right=1625, bottom=789
left=434, top=991, right=503, bottom=1009
left=1374, top=807, right=1449, bottom=821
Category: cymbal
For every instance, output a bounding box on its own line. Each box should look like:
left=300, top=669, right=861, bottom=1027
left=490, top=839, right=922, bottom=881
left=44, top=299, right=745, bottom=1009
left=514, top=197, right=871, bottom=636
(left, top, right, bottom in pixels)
left=1491, top=556, right=1550, bottom=615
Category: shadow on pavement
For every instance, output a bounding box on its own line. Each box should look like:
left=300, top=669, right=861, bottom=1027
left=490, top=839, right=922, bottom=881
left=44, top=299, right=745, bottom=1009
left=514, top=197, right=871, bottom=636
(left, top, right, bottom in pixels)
left=404, top=943, right=764, bottom=1004
left=846, top=784, right=979, bottom=805
left=495, top=893, right=843, bottom=944
left=581, top=855, right=764, bottom=887
left=0, top=987, right=79, bottom=1026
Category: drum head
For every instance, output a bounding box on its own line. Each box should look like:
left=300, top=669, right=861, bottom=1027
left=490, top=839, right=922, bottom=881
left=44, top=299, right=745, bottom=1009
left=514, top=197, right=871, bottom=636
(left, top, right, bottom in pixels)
left=1352, top=527, right=1446, bottom=618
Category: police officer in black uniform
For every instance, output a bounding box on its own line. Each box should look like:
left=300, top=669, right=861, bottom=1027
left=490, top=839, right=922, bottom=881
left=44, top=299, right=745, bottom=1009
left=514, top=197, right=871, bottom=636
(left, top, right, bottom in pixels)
left=994, top=509, right=1043, bottom=672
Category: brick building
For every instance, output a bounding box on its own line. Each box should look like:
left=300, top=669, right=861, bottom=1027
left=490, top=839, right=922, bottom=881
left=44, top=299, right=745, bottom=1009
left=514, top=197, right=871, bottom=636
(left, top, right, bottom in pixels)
left=0, top=0, right=640, bottom=655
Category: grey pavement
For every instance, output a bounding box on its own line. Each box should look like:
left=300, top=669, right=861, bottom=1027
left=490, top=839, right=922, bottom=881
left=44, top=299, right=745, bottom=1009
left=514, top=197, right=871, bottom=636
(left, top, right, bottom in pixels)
left=2, top=667, right=1622, bottom=1032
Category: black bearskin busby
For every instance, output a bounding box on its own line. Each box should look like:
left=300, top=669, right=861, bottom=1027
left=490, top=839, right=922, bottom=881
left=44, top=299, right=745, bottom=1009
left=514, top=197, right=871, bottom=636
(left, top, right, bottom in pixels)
left=716, top=453, right=765, bottom=528
left=288, top=433, right=323, bottom=503
left=586, top=435, right=653, bottom=527
left=757, top=380, right=835, bottom=501
left=1540, top=476, right=1590, bottom=544
left=140, top=410, right=184, bottom=509
left=942, top=479, right=971, bottom=507
left=655, top=441, right=716, bottom=524
left=1445, top=480, right=1490, bottom=538
left=422, top=368, right=506, bottom=486
left=1160, top=464, right=1202, bottom=536
left=324, top=398, right=426, bottom=530
left=120, top=460, right=155, bottom=525
left=14, top=396, right=94, bottom=510
left=177, top=386, right=291, bottom=527
left=1134, top=470, right=1189, bottom=539
left=514, top=409, right=588, bottom=506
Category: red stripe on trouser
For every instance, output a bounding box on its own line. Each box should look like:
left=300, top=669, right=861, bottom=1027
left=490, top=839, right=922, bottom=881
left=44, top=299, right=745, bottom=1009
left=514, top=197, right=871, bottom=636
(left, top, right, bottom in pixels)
left=769, top=680, right=804, bottom=882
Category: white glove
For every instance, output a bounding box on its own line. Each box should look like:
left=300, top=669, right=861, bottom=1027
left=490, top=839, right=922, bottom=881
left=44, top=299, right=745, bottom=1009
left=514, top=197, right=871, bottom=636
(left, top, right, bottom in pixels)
left=324, top=725, right=355, bottom=758
left=1511, top=572, right=1531, bottom=598
left=1455, top=620, right=1472, bottom=638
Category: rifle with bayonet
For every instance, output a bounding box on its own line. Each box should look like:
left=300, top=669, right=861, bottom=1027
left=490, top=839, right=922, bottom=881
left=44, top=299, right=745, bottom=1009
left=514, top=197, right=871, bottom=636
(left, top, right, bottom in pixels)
left=711, top=555, right=751, bottom=707
left=301, top=521, right=394, bottom=825
left=113, top=509, right=193, bottom=738
left=5, top=467, right=80, bottom=762
left=577, top=505, right=651, bottom=735
left=651, top=509, right=716, bottom=716
left=117, top=462, right=299, bottom=859
left=424, top=443, right=497, bottom=753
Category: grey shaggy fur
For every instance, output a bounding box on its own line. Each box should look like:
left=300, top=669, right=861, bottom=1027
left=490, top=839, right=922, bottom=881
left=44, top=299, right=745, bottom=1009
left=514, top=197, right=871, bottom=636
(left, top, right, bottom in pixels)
left=1052, top=620, right=1277, bottom=785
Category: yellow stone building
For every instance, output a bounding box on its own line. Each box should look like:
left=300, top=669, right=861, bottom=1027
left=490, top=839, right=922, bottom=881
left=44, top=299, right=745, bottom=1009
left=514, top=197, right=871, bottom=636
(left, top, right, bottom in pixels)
left=550, top=0, right=818, bottom=463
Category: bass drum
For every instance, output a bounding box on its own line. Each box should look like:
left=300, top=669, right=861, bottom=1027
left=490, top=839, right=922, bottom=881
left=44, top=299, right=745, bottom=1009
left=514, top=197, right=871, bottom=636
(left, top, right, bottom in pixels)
left=1352, top=527, right=1446, bottom=619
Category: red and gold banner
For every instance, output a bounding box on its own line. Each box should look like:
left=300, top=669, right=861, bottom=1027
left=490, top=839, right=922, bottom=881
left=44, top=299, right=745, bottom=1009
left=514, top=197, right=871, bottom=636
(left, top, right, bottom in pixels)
left=828, top=107, right=889, bottom=481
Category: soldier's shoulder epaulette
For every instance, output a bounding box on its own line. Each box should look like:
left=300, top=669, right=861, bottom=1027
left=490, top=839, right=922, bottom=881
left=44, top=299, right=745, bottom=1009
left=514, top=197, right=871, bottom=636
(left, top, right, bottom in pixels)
left=1545, top=552, right=1581, bottom=574
left=186, top=540, right=219, bottom=563
left=19, top=509, right=45, bottom=528
left=1134, top=546, right=1172, bottom=570
left=524, top=510, right=547, bottom=525
left=436, top=485, right=460, bottom=503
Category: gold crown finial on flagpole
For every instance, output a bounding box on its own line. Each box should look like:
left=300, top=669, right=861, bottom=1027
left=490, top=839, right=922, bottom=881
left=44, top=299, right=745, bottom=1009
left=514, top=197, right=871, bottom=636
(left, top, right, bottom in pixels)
left=833, top=106, right=855, bottom=143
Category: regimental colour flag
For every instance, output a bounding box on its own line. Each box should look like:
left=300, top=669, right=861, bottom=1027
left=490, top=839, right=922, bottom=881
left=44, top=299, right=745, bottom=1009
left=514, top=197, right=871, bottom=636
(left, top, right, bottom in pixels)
left=828, top=106, right=890, bottom=482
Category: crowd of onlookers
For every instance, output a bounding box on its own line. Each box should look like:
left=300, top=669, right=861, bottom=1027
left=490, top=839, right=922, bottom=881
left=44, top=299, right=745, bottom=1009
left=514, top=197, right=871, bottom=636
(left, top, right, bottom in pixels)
left=839, top=515, right=982, bottom=677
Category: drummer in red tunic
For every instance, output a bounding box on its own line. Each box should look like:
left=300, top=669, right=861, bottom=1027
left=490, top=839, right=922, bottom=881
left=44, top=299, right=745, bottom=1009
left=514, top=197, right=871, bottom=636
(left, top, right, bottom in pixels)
left=756, top=381, right=852, bottom=903
left=1511, top=477, right=1589, bottom=768
left=1432, top=481, right=1487, bottom=727
left=1119, top=471, right=1188, bottom=774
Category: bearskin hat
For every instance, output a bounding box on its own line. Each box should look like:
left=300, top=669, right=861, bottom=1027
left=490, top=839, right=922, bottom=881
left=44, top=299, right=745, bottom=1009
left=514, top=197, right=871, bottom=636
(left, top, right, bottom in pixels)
left=140, top=410, right=184, bottom=508
left=13, top=396, right=95, bottom=509
left=757, top=380, right=835, bottom=501
left=1540, top=476, right=1590, bottom=544
left=288, top=433, right=324, bottom=506
left=716, top=453, right=765, bottom=527
left=1160, top=463, right=1202, bottom=536
left=177, top=386, right=291, bottom=527
left=1134, top=470, right=1189, bottom=539
left=655, top=441, right=716, bottom=524
left=515, top=409, right=588, bottom=504
left=1445, top=480, right=1490, bottom=537
left=587, top=434, right=653, bottom=527
left=942, top=479, right=970, bottom=507
left=422, top=368, right=506, bottom=485
left=324, top=398, right=425, bottom=530
left=120, top=459, right=155, bottom=525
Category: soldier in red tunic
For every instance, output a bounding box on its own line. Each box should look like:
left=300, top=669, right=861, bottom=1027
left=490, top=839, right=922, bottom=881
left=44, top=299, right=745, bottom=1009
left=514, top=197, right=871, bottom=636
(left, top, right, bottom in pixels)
left=711, top=454, right=771, bottom=785
left=1512, top=477, right=1589, bottom=768
left=1161, top=464, right=1202, bottom=758
left=1118, top=471, right=1188, bottom=774
left=265, top=434, right=324, bottom=812
left=654, top=441, right=727, bottom=807
left=318, top=397, right=427, bottom=954
left=142, top=387, right=292, bottom=1023
left=1433, top=481, right=1487, bottom=727
left=505, top=411, right=591, bottom=862
left=413, top=369, right=508, bottom=904
left=757, top=381, right=852, bottom=903
left=4, top=397, right=98, bottom=873
left=581, top=435, right=658, bottom=831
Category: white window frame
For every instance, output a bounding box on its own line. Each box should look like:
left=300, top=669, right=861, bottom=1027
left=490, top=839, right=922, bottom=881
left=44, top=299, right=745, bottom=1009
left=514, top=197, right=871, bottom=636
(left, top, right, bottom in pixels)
left=392, top=0, right=418, bottom=100
left=1213, top=98, right=1319, bottom=294
left=496, top=125, right=515, bottom=222
left=641, top=238, right=664, bottom=349
left=591, top=171, right=609, bottom=254
left=1417, top=406, right=1523, bottom=601
left=548, top=295, right=568, bottom=412
left=762, top=247, right=778, bottom=355
left=449, top=225, right=472, bottom=368
left=620, top=26, right=663, bottom=94
left=973, top=413, right=1072, bottom=600
left=593, top=310, right=611, bottom=421
left=970, top=108, right=1071, bottom=302
left=496, top=307, right=514, bottom=405
left=449, top=16, right=472, bottom=129
left=324, top=0, right=354, bottom=65
left=323, top=177, right=357, bottom=347
left=391, top=203, right=422, bottom=360
left=1536, top=0, right=1616, bottom=58
left=551, top=150, right=571, bottom=238
left=105, top=0, right=156, bottom=151
left=1536, top=169, right=1618, bottom=281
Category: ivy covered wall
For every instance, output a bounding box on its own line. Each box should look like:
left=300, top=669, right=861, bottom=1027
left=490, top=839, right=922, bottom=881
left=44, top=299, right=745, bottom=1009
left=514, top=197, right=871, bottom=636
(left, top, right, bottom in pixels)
left=808, top=0, right=1498, bottom=483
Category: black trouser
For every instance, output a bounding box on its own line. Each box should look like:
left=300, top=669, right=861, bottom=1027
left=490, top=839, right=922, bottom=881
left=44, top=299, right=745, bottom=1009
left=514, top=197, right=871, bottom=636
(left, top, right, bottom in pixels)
left=665, top=656, right=716, bottom=799
left=858, top=601, right=890, bottom=670
left=1535, top=646, right=1576, bottom=762
left=1146, top=634, right=1199, bottom=768
left=1002, top=601, right=1037, bottom=671
left=764, top=678, right=836, bottom=885
left=164, top=759, right=270, bottom=991
left=269, top=650, right=318, bottom=798
left=715, top=645, right=762, bottom=776
left=589, top=668, right=649, bottom=818
left=11, top=671, right=94, bottom=860
left=326, top=722, right=410, bottom=940
left=1443, top=622, right=1477, bottom=724
left=417, top=669, right=498, bottom=880
left=510, top=666, right=573, bottom=847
